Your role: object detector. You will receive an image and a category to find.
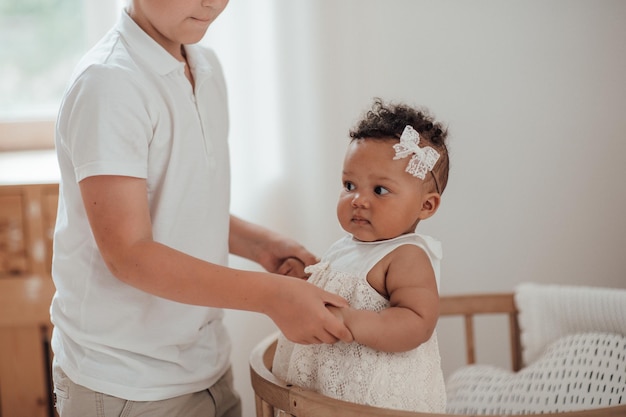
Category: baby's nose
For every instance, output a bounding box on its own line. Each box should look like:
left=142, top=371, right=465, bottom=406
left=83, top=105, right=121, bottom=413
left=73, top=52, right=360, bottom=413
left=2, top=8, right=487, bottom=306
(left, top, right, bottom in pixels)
left=351, top=193, right=369, bottom=208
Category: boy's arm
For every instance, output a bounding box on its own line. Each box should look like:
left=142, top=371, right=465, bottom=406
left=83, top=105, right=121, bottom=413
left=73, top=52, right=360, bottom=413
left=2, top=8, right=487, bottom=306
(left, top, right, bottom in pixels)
left=228, top=215, right=316, bottom=278
left=328, top=245, right=439, bottom=352
left=79, top=175, right=352, bottom=344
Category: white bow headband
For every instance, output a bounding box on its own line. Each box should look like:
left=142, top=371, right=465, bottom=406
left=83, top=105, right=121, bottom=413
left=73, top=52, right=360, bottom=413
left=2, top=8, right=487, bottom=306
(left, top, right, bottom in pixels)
left=392, top=125, right=440, bottom=180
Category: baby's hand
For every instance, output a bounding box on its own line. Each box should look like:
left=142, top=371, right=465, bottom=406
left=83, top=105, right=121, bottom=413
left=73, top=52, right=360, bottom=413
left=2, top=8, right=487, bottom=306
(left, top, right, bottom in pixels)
left=277, top=257, right=308, bottom=279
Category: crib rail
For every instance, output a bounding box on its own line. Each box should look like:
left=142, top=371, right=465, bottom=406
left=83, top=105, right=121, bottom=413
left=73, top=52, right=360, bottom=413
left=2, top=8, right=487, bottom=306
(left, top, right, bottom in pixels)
left=439, top=293, right=521, bottom=371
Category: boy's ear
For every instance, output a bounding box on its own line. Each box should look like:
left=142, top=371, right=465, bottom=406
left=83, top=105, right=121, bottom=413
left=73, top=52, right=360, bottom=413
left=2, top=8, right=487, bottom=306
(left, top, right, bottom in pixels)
left=418, top=193, right=441, bottom=221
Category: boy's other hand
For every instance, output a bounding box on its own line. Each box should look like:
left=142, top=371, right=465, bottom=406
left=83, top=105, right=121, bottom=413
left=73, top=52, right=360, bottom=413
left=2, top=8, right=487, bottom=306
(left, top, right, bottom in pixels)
left=277, top=257, right=308, bottom=279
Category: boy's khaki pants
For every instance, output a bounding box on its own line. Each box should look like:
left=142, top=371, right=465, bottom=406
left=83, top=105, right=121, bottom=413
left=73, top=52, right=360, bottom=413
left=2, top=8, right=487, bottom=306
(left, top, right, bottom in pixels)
left=52, top=360, right=241, bottom=417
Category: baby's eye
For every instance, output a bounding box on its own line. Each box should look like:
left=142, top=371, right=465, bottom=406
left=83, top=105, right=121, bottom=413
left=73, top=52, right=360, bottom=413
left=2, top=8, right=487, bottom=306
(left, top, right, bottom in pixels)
left=374, top=186, right=390, bottom=195
left=344, top=181, right=355, bottom=191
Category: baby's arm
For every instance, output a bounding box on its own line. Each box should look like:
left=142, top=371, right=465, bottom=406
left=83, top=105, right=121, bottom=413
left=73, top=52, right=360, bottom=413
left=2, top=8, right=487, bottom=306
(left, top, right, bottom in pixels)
left=328, top=244, right=439, bottom=352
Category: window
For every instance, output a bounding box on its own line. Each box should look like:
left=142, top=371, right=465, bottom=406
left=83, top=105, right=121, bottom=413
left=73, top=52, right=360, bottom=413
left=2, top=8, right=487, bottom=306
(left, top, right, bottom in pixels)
left=1, top=0, right=85, bottom=120
left=0, top=0, right=121, bottom=150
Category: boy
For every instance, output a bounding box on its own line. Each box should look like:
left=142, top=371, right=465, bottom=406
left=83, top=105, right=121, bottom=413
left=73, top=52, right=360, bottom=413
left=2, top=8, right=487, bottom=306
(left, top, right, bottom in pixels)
left=51, top=1, right=351, bottom=416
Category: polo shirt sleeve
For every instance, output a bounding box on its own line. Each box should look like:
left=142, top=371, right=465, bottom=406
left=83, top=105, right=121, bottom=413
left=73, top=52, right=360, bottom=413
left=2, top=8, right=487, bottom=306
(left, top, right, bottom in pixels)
left=58, top=63, right=152, bottom=182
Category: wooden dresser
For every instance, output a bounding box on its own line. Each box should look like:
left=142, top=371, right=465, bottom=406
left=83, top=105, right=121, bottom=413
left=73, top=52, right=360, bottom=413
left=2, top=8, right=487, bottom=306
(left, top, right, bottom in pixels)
left=0, top=150, right=59, bottom=417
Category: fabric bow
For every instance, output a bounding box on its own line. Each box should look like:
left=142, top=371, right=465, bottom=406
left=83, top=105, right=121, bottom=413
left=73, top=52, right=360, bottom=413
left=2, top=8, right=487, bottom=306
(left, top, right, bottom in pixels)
left=393, top=125, right=440, bottom=180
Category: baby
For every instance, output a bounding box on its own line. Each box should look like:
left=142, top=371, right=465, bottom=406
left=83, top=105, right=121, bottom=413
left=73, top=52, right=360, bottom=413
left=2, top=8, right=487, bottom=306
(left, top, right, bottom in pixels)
left=272, top=98, right=450, bottom=413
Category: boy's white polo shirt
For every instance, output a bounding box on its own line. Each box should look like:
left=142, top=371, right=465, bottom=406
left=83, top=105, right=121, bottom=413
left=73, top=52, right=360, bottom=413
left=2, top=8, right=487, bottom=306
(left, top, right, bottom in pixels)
left=51, top=11, right=232, bottom=401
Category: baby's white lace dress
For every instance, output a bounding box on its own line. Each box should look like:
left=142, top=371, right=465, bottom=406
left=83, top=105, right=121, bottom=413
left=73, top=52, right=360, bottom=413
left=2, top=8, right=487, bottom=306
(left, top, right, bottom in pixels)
left=272, top=233, right=447, bottom=413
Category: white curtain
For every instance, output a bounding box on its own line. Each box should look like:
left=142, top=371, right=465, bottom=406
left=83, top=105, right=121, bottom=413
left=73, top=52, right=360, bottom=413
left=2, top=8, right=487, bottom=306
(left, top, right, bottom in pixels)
left=205, top=1, right=346, bottom=249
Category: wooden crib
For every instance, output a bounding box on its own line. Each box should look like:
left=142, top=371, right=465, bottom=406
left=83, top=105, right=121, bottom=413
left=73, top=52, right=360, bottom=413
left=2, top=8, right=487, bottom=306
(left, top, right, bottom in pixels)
left=249, top=293, right=626, bottom=417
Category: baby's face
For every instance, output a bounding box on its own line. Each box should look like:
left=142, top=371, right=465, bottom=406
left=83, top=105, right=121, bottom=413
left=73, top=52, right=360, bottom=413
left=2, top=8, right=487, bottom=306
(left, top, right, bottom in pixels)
left=337, top=138, right=428, bottom=242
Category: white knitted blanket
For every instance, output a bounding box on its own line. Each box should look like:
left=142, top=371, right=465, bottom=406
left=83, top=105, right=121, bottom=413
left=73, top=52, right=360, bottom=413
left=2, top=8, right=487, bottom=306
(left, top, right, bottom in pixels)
left=514, top=282, right=626, bottom=365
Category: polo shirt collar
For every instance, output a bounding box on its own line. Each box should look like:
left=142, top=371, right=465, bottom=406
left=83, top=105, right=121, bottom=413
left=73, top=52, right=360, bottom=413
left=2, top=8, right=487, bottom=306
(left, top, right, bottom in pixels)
left=184, top=44, right=214, bottom=81
left=116, top=10, right=185, bottom=76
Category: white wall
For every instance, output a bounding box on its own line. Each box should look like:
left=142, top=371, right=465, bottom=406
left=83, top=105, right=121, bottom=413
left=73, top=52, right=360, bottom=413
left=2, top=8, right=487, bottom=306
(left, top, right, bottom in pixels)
left=205, top=1, right=626, bottom=415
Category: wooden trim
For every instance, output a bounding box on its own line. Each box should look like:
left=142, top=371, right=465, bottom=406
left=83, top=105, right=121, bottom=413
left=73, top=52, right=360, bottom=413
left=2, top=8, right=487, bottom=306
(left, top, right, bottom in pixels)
left=439, top=293, right=517, bottom=315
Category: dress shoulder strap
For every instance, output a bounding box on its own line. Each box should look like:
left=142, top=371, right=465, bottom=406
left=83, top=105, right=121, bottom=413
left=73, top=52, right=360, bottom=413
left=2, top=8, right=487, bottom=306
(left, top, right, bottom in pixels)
left=323, top=233, right=442, bottom=286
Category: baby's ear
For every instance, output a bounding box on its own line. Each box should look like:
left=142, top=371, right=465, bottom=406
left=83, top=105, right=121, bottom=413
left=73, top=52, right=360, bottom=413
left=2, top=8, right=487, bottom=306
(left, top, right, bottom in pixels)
left=418, top=193, right=441, bottom=220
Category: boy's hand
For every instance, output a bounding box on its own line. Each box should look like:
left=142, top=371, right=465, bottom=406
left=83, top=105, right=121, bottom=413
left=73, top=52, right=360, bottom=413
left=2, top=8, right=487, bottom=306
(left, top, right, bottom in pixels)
left=268, top=278, right=354, bottom=345
left=326, top=305, right=345, bottom=322
left=277, top=257, right=308, bottom=278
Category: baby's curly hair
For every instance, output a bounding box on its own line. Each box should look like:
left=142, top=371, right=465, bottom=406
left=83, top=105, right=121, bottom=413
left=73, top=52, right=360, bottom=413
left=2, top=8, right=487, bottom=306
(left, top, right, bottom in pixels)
left=349, top=98, right=450, bottom=194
